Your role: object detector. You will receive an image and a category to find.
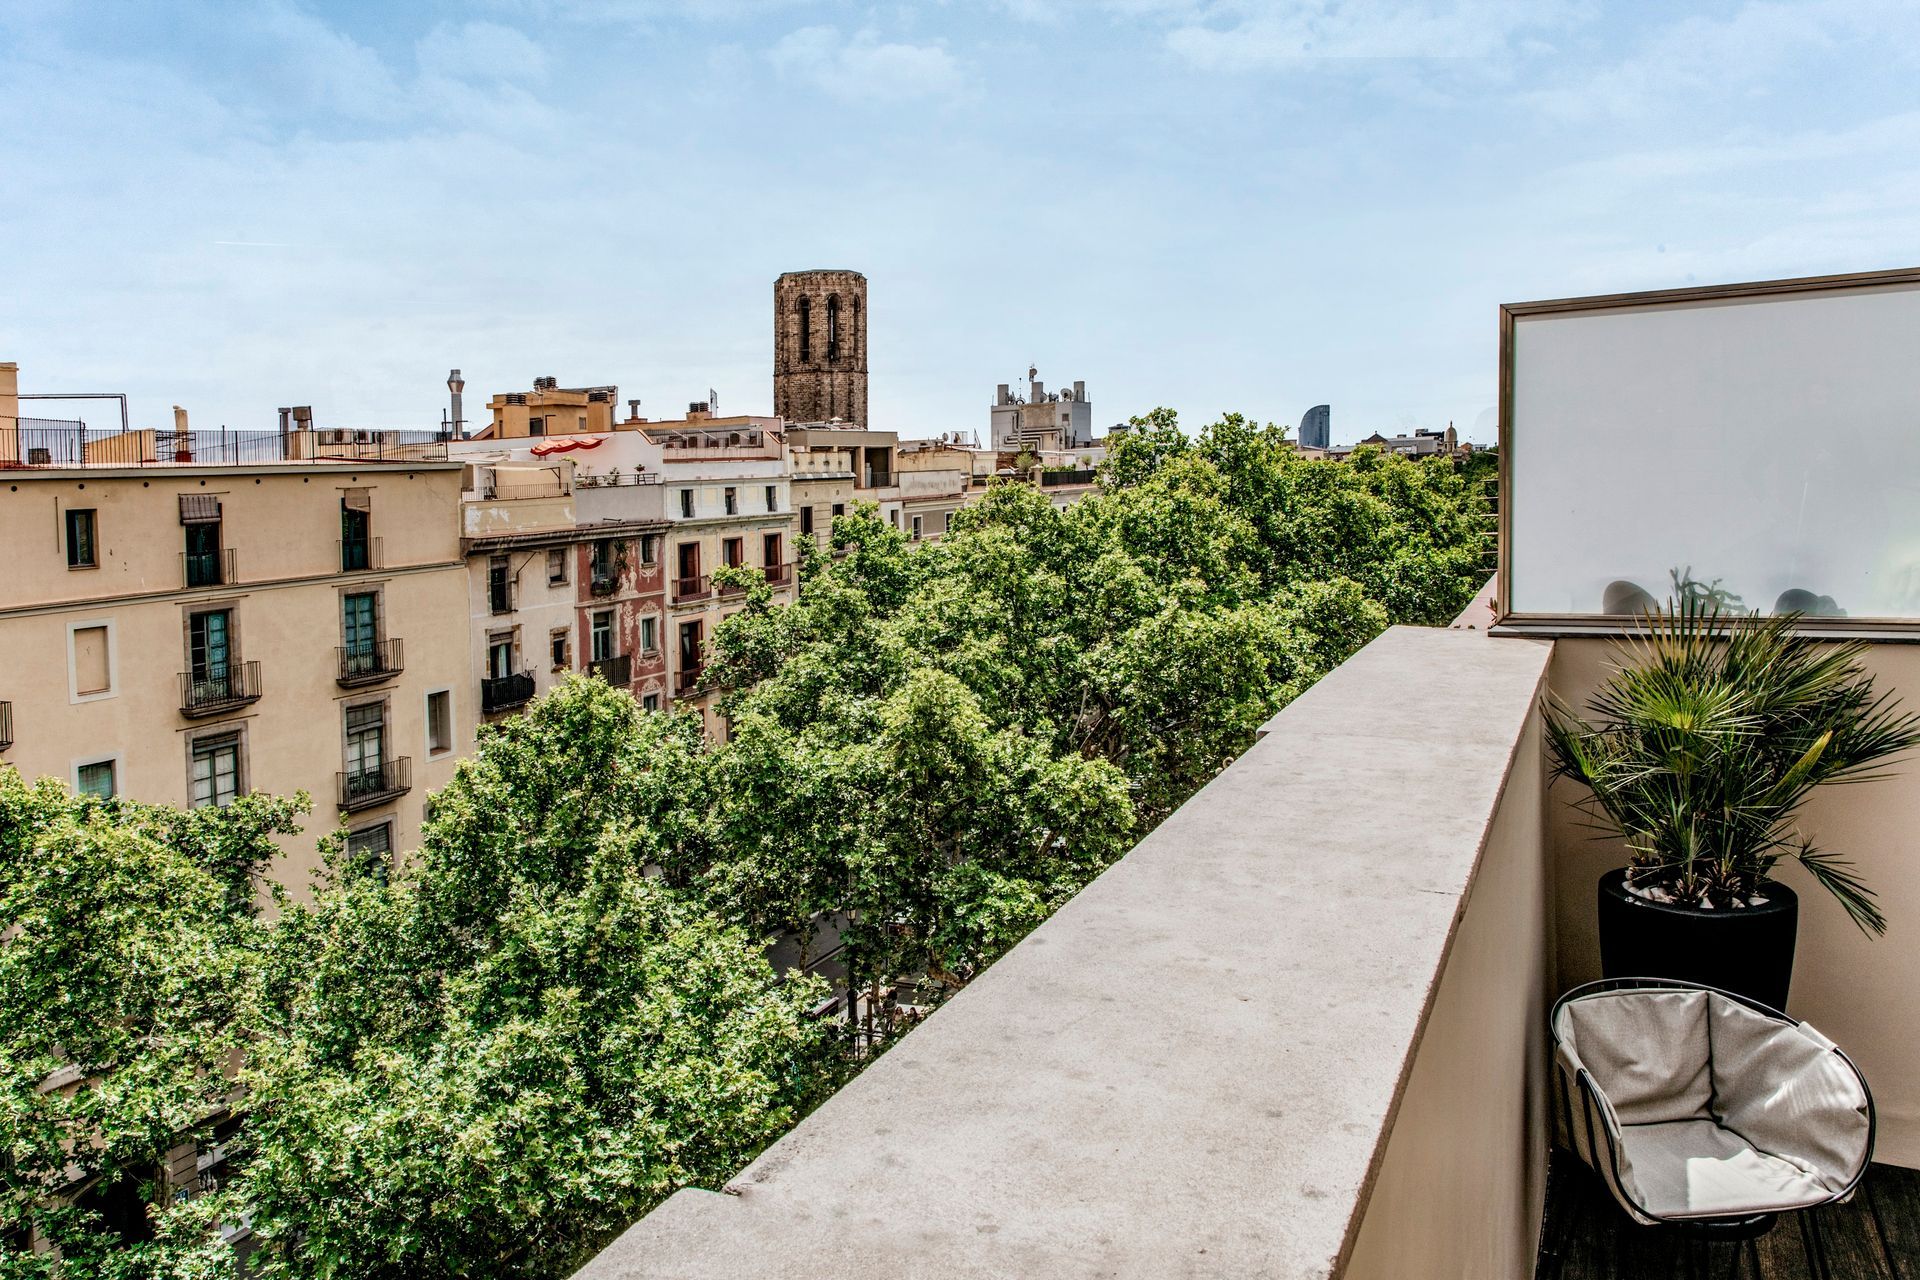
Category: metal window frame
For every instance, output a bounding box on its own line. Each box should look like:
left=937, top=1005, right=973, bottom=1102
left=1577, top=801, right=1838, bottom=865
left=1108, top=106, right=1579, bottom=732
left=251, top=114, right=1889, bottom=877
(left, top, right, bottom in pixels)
left=1494, top=265, right=1920, bottom=640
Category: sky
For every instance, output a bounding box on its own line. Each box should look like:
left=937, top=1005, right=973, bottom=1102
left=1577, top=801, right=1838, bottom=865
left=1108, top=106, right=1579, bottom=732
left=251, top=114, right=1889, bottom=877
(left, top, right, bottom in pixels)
left=3, top=1, right=1918, bottom=446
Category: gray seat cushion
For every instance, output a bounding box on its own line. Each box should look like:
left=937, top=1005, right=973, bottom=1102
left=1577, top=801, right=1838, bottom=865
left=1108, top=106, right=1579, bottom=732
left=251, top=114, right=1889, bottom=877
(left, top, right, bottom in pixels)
left=1553, top=985, right=1871, bottom=1222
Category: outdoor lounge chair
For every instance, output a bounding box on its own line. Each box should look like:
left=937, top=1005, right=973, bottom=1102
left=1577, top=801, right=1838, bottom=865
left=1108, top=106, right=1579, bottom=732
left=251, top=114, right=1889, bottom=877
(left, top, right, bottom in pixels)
left=1549, top=978, right=1875, bottom=1272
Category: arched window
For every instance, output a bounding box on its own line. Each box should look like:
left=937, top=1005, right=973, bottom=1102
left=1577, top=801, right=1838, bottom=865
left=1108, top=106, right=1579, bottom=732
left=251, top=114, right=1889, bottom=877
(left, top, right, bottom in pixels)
left=798, top=297, right=811, bottom=363
left=827, top=295, right=841, bottom=362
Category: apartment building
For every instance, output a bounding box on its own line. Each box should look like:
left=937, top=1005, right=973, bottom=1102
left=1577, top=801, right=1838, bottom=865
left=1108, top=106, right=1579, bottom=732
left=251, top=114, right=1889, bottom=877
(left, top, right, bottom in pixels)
left=894, top=440, right=972, bottom=541
left=785, top=423, right=904, bottom=545
left=653, top=415, right=796, bottom=734
left=0, top=412, right=472, bottom=894
left=474, top=389, right=799, bottom=735
left=456, top=438, right=672, bottom=716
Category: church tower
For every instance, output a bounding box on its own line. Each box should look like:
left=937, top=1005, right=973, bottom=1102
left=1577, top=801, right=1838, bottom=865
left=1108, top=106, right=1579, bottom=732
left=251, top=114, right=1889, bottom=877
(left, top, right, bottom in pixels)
left=774, top=270, right=868, bottom=427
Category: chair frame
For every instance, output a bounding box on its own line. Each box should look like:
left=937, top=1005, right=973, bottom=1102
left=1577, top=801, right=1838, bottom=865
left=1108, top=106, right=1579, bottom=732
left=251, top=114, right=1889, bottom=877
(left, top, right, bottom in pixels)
left=1548, top=977, right=1877, bottom=1274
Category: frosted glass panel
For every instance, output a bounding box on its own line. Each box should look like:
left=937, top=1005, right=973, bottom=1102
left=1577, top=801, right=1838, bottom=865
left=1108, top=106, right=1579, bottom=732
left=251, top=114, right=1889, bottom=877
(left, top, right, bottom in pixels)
left=1508, top=281, right=1920, bottom=620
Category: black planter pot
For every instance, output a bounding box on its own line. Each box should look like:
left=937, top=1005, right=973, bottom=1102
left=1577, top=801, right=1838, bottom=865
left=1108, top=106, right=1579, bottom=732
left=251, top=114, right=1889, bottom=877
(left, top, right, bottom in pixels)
left=1596, top=868, right=1799, bottom=1012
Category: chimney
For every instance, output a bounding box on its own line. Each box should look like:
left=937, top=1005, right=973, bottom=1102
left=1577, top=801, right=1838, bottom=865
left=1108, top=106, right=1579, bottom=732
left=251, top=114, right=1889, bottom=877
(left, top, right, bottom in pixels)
left=627, top=398, right=641, bottom=421
left=1073, top=380, right=1085, bottom=401
left=2, top=361, right=21, bottom=429
left=447, top=368, right=466, bottom=438
left=278, top=406, right=293, bottom=434
left=292, top=406, right=313, bottom=430
left=996, top=383, right=1010, bottom=406
left=173, top=405, right=190, bottom=433
left=1030, top=376, right=1044, bottom=402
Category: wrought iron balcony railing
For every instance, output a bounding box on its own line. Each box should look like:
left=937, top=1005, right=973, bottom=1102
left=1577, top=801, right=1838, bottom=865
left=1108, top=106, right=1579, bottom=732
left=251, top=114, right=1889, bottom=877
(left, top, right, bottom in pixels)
left=339, top=537, right=383, bottom=572
left=674, top=665, right=704, bottom=697
left=337, top=638, right=403, bottom=687
left=590, top=653, right=632, bottom=686
left=481, top=670, right=536, bottom=714
left=182, top=548, right=236, bottom=589
left=765, top=561, right=794, bottom=586
left=673, top=574, right=712, bottom=603
left=590, top=570, right=621, bottom=597
left=178, top=661, right=263, bottom=718
left=337, top=756, right=411, bottom=812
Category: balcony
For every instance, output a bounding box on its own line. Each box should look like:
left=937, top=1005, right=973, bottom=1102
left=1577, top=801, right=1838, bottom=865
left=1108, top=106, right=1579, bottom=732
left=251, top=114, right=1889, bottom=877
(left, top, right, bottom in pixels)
left=673, top=665, right=703, bottom=697
left=182, top=548, right=236, bottom=589
left=481, top=671, right=535, bottom=714
left=716, top=568, right=747, bottom=597
left=177, top=661, right=263, bottom=718
left=673, top=574, right=712, bottom=604
left=590, top=654, right=632, bottom=687
left=0, top=700, right=11, bottom=751
left=764, top=561, right=793, bottom=586
left=338, top=537, right=383, bottom=572
left=590, top=570, right=621, bottom=598
left=337, top=756, right=410, bottom=812
left=574, top=623, right=1920, bottom=1280
left=336, top=638, right=403, bottom=688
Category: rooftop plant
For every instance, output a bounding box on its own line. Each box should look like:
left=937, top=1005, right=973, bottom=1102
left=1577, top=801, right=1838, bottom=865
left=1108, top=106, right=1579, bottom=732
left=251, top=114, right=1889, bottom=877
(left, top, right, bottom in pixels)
left=1547, top=598, right=1920, bottom=934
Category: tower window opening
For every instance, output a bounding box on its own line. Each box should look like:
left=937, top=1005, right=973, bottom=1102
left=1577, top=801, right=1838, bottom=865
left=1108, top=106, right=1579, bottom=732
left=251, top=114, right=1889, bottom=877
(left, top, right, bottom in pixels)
left=827, top=295, right=841, bottom=362
left=798, top=297, right=811, bottom=363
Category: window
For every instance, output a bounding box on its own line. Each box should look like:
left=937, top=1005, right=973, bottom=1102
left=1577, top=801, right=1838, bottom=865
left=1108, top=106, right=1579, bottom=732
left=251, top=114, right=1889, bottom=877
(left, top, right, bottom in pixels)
left=426, top=689, right=452, bottom=755
left=723, top=537, right=744, bottom=568
left=798, top=296, right=812, bottom=363
left=344, top=704, right=386, bottom=792
left=832, top=502, right=845, bottom=518
left=801, top=505, right=815, bottom=536
left=765, top=485, right=777, bottom=513
left=911, top=515, right=923, bottom=541
left=724, top=486, right=738, bottom=515
left=76, top=759, right=116, bottom=798
left=677, top=542, right=700, bottom=582
left=638, top=535, right=657, bottom=566
left=547, top=547, right=569, bottom=585
left=346, top=821, right=392, bottom=867
left=679, top=619, right=702, bottom=668
left=591, top=611, right=614, bottom=663
left=191, top=733, right=242, bottom=809
left=640, top=615, right=657, bottom=654
left=73, top=624, right=111, bottom=696
left=340, top=496, right=371, bottom=571
left=488, top=555, right=511, bottom=614
left=528, top=415, right=546, bottom=436
left=591, top=540, right=618, bottom=585
left=488, top=635, right=514, bottom=679
left=550, top=629, right=570, bottom=670
left=184, top=520, right=223, bottom=587
left=66, top=508, right=97, bottom=568
left=680, top=489, right=694, bottom=518
left=762, top=532, right=781, bottom=568
left=188, top=610, right=235, bottom=703
left=341, top=593, right=377, bottom=673
left=642, top=692, right=661, bottom=713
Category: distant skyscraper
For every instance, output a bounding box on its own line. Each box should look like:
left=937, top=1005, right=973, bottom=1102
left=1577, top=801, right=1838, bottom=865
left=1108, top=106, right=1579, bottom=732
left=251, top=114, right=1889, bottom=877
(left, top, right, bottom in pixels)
left=1299, top=404, right=1330, bottom=450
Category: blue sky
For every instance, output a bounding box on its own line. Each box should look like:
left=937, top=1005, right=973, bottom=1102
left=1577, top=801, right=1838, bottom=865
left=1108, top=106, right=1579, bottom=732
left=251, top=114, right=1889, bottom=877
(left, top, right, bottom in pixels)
left=3, top=1, right=1917, bottom=445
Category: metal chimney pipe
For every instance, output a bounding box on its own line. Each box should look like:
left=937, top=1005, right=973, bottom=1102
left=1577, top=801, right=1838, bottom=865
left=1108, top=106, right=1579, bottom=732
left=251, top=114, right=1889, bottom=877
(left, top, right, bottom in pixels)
left=447, top=369, right=466, bottom=438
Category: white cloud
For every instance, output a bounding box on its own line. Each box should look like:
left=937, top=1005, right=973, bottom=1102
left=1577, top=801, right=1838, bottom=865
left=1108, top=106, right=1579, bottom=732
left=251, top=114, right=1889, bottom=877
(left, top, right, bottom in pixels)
left=417, top=21, right=553, bottom=84
left=1162, top=1, right=1582, bottom=68
left=768, top=25, right=964, bottom=101
left=1527, top=0, right=1920, bottom=121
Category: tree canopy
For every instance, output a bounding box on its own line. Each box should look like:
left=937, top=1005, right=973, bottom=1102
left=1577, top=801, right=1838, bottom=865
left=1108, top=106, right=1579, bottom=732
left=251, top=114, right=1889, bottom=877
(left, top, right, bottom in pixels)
left=1, top=410, right=1491, bottom=1277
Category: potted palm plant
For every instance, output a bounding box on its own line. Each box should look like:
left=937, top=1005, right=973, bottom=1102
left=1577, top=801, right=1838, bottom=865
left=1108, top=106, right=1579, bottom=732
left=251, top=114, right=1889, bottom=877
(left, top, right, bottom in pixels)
left=1547, top=598, right=1920, bottom=1010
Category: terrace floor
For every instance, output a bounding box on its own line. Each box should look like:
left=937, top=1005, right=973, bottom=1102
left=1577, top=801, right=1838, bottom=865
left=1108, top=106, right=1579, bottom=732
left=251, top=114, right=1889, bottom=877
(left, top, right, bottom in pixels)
left=1536, top=1150, right=1920, bottom=1279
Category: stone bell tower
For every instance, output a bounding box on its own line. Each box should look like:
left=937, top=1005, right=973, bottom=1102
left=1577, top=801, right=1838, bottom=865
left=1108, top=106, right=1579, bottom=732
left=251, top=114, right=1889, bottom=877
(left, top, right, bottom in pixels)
left=773, top=269, right=868, bottom=427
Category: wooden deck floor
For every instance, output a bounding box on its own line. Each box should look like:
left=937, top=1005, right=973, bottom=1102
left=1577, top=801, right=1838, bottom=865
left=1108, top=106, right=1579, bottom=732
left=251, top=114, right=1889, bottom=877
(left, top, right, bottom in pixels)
left=1535, top=1149, right=1920, bottom=1279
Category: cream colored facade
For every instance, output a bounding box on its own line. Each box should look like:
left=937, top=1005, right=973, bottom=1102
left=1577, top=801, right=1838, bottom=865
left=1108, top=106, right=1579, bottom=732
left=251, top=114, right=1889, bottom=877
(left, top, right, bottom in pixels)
left=484, top=378, right=620, bottom=438
left=0, top=460, right=474, bottom=896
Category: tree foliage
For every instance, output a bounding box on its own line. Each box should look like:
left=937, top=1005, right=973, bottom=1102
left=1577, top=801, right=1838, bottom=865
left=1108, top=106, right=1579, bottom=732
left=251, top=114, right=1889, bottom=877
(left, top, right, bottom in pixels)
left=1, top=410, right=1490, bottom=1277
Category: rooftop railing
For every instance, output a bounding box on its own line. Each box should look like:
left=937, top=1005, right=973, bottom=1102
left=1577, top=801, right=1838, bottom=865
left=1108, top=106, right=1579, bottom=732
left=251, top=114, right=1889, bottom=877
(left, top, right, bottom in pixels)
left=0, top=426, right=448, bottom=469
